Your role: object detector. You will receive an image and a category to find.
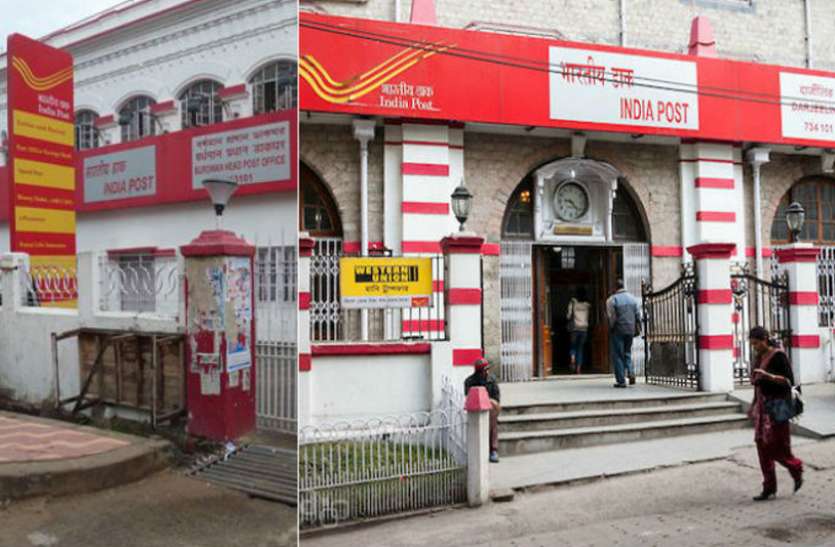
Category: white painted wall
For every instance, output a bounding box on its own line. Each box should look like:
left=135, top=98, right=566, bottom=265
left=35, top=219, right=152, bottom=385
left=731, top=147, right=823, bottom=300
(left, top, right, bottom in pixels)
left=310, top=352, right=432, bottom=423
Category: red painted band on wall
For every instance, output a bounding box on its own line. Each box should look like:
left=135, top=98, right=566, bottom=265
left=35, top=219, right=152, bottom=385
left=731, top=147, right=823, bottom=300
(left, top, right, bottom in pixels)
left=789, top=291, right=819, bottom=305
left=697, top=289, right=732, bottom=304
left=482, top=243, right=500, bottom=256
left=149, top=100, right=176, bottom=114
left=731, top=311, right=740, bottom=324
left=698, top=335, right=734, bottom=350
left=342, top=241, right=385, bottom=253
left=402, top=319, right=445, bottom=332
left=218, top=83, right=247, bottom=98
left=453, top=348, right=484, bottom=366
left=745, top=247, right=773, bottom=258
left=401, top=201, right=450, bottom=214
left=792, top=335, right=820, bottom=348
left=401, top=162, right=450, bottom=176
left=107, top=246, right=176, bottom=258
left=299, top=291, right=311, bottom=310
left=402, top=240, right=443, bottom=253
left=299, top=353, right=312, bottom=372
left=433, top=280, right=444, bottom=292
left=312, top=343, right=432, bottom=356
left=694, top=177, right=734, bottom=189
left=299, top=237, right=315, bottom=257
left=401, top=139, right=449, bottom=147
left=651, top=245, right=683, bottom=257
left=696, top=211, right=736, bottom=222
left=449, top=288, right=482, bottom=305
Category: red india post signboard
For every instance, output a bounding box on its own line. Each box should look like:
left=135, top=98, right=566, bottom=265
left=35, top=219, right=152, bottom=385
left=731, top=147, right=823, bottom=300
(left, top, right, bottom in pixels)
left=300, top=13, right=835, bottom=148
left=6, top=34, right=76, bottom=307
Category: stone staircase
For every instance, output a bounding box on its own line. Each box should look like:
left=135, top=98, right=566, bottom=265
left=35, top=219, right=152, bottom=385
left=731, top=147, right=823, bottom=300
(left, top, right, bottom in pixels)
left=498, top=392, right=750, bottom=456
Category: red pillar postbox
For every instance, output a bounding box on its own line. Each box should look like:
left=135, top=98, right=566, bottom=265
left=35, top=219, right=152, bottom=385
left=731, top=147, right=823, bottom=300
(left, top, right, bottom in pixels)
left=181, top=229, right=256, bottom=441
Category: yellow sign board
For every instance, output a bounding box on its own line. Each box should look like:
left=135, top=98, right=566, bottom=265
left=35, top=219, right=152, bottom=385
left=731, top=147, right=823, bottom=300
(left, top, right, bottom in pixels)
left=339, top=257, right=433, bottom=309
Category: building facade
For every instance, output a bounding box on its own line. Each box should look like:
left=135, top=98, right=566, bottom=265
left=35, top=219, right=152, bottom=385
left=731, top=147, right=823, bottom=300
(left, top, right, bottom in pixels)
left=299, top=0, right=835, bottom=423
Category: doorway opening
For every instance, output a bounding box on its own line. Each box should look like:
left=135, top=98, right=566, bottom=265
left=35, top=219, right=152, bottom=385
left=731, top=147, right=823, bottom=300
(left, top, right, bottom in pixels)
left=534, top=245, right=623, bottom=377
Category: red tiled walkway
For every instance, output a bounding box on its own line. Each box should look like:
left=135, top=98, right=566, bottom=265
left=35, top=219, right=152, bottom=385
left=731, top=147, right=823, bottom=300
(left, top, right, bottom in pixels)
left=0, top=414, right=128, bottom=463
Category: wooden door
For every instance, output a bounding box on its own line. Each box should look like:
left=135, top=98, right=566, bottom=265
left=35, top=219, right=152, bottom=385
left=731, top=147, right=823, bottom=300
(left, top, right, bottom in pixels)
left=590, top=248, right=621, bottom=374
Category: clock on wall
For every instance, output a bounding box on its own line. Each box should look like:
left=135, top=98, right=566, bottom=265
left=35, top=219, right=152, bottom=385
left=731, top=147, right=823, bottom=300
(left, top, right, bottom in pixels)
left=553, top=180, right=590, bottom=221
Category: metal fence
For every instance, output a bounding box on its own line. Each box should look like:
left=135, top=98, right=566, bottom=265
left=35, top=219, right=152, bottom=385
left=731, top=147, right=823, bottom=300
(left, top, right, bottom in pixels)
left=252, top=241, right=297, bottom=435
left=98, top=252, right=181, bottom=318
left=499, top=240, right=534, bottom=382
left=299, top=409, right=467, bottom=528
left=817, top=246, right=835, bottom=327
left=309, top=238, right=447, bottom=342
left=255, top=340, right=297, bottom=434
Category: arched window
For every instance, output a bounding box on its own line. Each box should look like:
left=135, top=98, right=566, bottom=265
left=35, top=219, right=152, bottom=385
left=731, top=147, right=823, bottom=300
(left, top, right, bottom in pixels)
left=178, top=79, right=223, bottom=128
left=118, top=95, right=156, bottom=142
left=612, top=187, right=647, bottom=242
left=300, top=163, right=342, bottom=237
left=250, top=60, right=297, bottom=114
left=75, top=109, right=99, bottom=151
left=771, top=178, right=835, bottom=244
left=502, top=176, right=534, bottom=239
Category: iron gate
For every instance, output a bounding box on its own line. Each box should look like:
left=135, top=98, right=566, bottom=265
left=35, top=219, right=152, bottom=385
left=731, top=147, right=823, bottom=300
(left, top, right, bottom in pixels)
left=731, top=267, right=791, bottom=385
left=641, top=263, right=700, bottom=389
left=499, top=241, right=533, bottom=382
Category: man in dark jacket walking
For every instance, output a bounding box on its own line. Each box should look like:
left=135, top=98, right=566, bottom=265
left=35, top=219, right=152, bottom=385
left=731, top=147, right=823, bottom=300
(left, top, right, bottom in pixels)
left=464, top=358, right=501, bottom=462
left=606, top=278, right=641, bottom=388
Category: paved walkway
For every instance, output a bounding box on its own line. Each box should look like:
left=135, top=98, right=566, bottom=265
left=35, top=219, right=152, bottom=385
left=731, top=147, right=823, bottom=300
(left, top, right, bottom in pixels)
left=0, top=412, right=128, bottom=462
left=0, top=411, right=171, bottom=500
left=491, top=429, right=813, bottom=491
left=732, top=382, right=835, bottom=438
left=305, top=438, right=835, bottom=547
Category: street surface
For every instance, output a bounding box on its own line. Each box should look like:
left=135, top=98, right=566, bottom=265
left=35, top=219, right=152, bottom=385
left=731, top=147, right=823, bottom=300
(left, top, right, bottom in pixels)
left=0, top=470, right=296, bottom=547
left=303, top=438, right=835, bottom=547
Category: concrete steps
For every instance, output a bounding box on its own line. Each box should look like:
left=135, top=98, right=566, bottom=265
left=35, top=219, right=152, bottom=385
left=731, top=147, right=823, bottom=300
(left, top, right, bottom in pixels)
left=498, top=392, right=750, bottom=456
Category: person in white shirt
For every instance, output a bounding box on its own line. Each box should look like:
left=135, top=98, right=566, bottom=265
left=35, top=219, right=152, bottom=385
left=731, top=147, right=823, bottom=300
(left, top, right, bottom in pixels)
left=567, top=287, right=592, bottom=374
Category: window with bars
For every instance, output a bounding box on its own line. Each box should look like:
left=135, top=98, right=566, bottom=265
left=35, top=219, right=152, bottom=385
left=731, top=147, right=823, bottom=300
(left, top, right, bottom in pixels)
left=75, top=110, right=99, bottom=150
left=256, top=246, right=297, bottom=304
left=119, top=96, right=157, bottom=142
left=179, top=80, right=224, bottom=128
left=118, top=254, right=156, bottom=313
left=771, top=178, right=835, bottom=244
left=250, top=60, right=297, bottom=114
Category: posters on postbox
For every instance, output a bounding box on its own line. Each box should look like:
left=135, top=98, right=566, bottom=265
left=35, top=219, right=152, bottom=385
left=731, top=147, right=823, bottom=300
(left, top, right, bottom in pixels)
left=340, top=257, right=433, bottom=309
left=6, top=34, right=76, bottom=307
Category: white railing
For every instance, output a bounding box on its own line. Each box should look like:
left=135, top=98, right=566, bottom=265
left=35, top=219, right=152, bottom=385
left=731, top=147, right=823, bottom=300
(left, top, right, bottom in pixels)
left=299, top=409, right=467, bottom=528
left=98, top=253, right=181, bottom=317
left=254, top=243, right=297, bottom=343
left=256, top=340, right=297, bottom=434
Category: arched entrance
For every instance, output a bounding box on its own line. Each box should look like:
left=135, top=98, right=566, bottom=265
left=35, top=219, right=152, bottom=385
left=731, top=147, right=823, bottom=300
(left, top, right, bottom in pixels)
left=499, top=158, right=650, bottom=381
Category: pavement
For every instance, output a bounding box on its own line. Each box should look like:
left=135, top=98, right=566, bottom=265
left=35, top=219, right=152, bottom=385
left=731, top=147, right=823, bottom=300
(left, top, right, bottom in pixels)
left=490, top=429, right=813, bottom=492
left=0, top=469, right=297, bottom=547
left=0, top=411, right=172, bottom=501
left=304, top=437, right=835, bottom=547
left=731, top=382, right=835, bottom=438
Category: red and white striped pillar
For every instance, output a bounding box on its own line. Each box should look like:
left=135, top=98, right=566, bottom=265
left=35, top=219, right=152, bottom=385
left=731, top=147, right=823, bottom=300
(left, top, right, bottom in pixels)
left=688, top=243, right=735, bottom=392
left=776, top=244, right=822, bottom=384
left=298, top=234, right=315, bottom=427
left=679, top=142, right=746, bottom=260
left=441, top=235, right=484, bottom=385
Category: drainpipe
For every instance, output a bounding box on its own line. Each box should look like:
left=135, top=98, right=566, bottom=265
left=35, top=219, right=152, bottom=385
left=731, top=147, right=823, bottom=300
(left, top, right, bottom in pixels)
left=619, top=0, right=627, bottom=46
left=804, top=0, right=813, bottom=68
left=353, top=118, right=376, bottom=341
left=395, top=0, right=400, bottom=22
left=746, top=147, right=770, bottom=278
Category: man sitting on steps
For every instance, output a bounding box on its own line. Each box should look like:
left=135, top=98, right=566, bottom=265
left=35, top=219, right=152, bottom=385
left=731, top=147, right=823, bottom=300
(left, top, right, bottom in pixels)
left=464, top=358, right=501, bottom=463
